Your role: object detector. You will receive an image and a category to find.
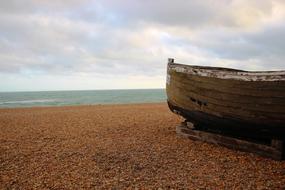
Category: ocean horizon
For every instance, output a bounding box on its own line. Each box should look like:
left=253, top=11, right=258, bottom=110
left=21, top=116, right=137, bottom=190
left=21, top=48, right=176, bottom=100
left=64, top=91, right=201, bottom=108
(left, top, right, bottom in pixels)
left=0, top=89, right=167, bottom=108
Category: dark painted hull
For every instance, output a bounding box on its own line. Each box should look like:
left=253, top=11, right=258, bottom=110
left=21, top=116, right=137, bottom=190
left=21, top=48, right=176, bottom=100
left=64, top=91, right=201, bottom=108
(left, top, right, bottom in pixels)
left=168, top=101, right=285, bottom=139
left=166, top=59, right=285, bottom=139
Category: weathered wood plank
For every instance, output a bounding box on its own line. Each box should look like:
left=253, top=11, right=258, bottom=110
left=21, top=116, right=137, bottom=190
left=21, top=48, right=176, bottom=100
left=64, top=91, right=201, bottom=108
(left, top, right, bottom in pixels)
left=168, top=92, right=285, bottom=126
left=169, top=84, right=285, bottom=115
left=171, top=77, right=285, bottom=106
left=168, top=62, right=285, bottom=82
left=169, top=70, right=285, bottom=98
left=176, top=123, right=284, bottom=160
left=171, top=70, right=285, bottom=91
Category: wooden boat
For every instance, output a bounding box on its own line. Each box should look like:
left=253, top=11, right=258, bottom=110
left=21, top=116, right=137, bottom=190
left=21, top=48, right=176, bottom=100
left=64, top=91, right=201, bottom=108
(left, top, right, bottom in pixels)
left=166, top=58, right=285, bottom=139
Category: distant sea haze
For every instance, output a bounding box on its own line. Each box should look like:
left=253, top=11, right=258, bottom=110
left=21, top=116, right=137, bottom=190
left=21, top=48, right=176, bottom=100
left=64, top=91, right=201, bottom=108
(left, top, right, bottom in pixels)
left=0, top=89, right=166, bottom=108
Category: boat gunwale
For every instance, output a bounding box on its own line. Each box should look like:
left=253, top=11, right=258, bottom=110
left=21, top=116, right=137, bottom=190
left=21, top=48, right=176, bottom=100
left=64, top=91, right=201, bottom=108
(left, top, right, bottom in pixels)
left=168, top=61, right=285, bottom=82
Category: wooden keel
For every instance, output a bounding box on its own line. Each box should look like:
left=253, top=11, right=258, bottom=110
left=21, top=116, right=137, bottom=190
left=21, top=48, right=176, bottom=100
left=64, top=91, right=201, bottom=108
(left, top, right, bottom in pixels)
left=176, top=121, right=285, bottom=160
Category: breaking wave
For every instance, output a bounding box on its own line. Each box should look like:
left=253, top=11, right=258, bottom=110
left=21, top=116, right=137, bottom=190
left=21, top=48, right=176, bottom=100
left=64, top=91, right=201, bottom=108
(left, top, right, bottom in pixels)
left=0, top=99, right=56, bottom=105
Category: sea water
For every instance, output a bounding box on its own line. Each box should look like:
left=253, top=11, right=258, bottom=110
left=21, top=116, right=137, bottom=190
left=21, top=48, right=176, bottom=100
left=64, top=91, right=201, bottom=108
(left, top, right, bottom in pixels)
left=0, top=89, right=166, bottom=108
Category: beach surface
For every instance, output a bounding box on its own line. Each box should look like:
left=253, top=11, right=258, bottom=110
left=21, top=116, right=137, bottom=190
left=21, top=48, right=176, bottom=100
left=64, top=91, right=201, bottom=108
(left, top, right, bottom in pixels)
left=0, top=103, right=284, bottom=189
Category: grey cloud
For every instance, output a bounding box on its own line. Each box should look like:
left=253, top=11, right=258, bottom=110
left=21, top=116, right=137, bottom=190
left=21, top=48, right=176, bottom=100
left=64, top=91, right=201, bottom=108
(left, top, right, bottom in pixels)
left=100, top=0, right=275, bottom=28
left=186, top=23, right=285, bottom=70
left=0, top=9, right=165, bottom=76
left=0, top=0, right=285, bottom=80
left=0, top=0, right=89, bottom=13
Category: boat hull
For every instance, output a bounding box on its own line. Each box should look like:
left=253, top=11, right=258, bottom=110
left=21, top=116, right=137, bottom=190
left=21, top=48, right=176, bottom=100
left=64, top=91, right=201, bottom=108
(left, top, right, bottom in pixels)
left=166, top=59, right=285, bottom=138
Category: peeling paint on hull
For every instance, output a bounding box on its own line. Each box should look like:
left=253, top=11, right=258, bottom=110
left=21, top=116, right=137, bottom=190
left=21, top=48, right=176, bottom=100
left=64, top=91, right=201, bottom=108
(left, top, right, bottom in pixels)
left=168, top=62, right=285, bottom=82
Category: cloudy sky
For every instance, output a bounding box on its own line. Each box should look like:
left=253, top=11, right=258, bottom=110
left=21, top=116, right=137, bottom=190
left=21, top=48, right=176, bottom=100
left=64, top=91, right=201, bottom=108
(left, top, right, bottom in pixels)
left=1, top=0, right=285, bottom=91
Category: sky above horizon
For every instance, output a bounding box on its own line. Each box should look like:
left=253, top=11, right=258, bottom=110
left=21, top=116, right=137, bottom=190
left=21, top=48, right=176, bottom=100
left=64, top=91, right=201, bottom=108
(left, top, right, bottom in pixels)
left=1, top=0, right=285, bottom=91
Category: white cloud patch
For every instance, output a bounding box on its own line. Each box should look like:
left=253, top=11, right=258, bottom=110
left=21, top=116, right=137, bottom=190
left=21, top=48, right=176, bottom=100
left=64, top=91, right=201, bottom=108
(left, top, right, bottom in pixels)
left=0, top=0, right=285, bottom=91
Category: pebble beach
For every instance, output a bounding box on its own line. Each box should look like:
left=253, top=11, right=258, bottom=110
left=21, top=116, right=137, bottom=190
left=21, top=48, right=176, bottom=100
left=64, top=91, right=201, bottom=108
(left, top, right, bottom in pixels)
left=0, top=103, right=284, bottom=189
